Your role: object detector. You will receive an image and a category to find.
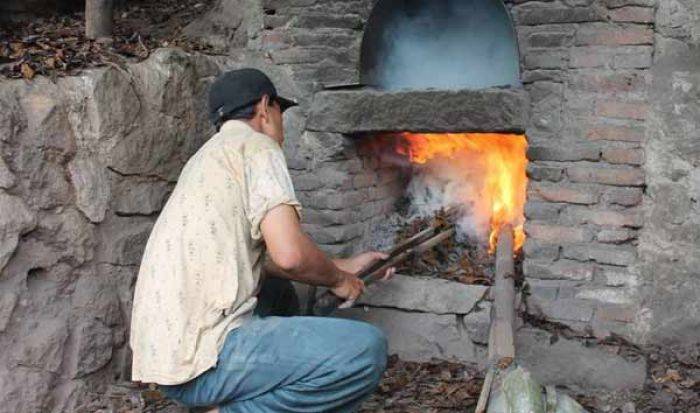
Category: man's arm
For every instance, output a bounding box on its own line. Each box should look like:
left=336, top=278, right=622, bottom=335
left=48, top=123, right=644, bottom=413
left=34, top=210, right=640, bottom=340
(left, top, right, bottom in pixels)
left=260, top=204, right=364, bottom=301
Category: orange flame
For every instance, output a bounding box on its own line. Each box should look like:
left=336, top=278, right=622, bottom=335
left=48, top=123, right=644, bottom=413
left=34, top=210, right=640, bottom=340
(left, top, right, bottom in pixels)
left=396, top=133, right=528, bottom=253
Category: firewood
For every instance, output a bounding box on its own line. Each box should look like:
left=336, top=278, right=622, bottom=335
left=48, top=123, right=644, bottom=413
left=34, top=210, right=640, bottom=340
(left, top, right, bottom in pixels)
left=475, top=224, right=516, bottom=413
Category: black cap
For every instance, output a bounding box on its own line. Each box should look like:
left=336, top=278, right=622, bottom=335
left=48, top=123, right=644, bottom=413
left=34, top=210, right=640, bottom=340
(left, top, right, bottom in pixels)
left=208, top=68, right=298, bottom=124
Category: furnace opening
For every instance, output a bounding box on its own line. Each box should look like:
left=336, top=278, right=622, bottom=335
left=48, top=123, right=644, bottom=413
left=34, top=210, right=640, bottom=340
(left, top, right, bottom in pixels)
left=359, top=0, right=521, bottom=90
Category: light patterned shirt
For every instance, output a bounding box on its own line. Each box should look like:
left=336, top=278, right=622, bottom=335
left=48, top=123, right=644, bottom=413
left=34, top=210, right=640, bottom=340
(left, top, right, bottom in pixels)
left=130, top=120, right=301, bottom=385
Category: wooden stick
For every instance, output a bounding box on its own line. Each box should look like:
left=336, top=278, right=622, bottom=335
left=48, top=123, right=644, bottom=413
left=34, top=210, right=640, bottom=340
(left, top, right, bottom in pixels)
left=86, top=0, right=114, bottom=40
left=488, top=224, right=516, bottom=362
left=475, top=366, right=496, bottom=413
left=475, top=225, right=516, bottom=412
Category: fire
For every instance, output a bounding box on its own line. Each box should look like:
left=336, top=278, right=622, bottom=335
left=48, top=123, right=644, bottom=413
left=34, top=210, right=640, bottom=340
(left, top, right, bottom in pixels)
left=396, top=132, right=528, bottom=253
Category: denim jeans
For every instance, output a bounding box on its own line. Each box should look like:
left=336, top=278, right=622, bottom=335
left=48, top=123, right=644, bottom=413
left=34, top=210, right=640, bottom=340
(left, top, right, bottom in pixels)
left=160, top=315, right=387, bottom=412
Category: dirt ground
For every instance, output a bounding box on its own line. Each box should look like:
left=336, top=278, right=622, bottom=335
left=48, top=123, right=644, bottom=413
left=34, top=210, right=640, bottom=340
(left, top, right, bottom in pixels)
left=101, top=345, right=700, bottom=412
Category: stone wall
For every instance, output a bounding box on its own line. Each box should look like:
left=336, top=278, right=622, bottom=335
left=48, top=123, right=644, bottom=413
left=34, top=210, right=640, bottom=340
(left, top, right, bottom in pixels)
left=0, top=49, right=227, bottom=412
left=638, top=0, right=700, bottom=344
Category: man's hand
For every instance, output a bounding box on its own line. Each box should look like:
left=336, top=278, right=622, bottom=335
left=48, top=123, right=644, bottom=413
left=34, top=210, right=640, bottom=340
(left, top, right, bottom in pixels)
left=330, top=271, right=365, bottom=306
left=334, top=251, right=396, bottom=281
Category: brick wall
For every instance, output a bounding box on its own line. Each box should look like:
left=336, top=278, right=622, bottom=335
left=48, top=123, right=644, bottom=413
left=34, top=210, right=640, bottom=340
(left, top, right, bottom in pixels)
left=256, top=0, right=660, bottom=342
left=509, top=0, right=654, bottom=340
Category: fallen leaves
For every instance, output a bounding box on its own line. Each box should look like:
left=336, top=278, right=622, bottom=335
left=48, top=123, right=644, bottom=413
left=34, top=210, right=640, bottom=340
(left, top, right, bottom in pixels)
left=20, top=62, right=35, bottom=79
left=360, top=356, right=483, bottom=413
left=0, top=0, right=216, bottom=80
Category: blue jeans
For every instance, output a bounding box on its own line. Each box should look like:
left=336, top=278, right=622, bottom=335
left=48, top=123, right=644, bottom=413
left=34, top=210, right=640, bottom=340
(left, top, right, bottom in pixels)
left=161, top=316, right=387, bottom=412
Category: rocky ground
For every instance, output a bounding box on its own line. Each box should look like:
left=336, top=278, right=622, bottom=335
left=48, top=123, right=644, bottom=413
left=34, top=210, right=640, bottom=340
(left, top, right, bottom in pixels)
left=0, top=0, right=216, bottom=79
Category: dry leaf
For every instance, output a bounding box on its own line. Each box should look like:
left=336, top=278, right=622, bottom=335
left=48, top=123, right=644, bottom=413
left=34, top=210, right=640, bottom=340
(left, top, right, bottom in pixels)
left=497, top=356, right=514, bottom=369
left=20, top=63, right=35, bottom=80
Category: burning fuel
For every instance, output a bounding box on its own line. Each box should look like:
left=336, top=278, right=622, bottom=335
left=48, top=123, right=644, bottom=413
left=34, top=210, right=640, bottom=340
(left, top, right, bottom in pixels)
left=391, top=133, right=528, bottom=253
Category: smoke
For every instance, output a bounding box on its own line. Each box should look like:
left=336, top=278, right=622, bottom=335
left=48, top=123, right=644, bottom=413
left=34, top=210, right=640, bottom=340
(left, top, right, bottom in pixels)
left=361, top=0, right=521, bottom=90
left=405, top=152, right=493, bottom=244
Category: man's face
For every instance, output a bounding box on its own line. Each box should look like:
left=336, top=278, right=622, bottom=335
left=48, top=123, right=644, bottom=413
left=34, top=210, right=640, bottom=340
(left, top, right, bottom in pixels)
left=262, top=100, right=284, bottom=144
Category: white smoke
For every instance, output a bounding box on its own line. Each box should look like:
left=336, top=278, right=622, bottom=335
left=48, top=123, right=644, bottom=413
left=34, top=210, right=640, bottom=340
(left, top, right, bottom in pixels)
left=363, top=0, right=521, bottom=90
left=404, top=151, right=493, bottom=245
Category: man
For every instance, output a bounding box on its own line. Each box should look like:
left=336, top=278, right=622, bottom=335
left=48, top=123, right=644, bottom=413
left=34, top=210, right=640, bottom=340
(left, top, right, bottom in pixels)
left=129, top=69, right=393, bottom=413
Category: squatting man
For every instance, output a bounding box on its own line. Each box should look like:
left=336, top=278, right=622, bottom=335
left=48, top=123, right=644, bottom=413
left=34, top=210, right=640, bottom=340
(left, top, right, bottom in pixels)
left=130, top=68, right=395, bottom=413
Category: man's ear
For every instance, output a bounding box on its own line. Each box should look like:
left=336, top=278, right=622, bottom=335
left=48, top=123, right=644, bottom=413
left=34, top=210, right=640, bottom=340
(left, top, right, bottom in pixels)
left=258, top=95, right=271, bottom=120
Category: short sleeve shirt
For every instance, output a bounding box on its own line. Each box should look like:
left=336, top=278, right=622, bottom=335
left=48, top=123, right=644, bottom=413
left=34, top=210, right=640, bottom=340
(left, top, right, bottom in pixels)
left=130, top=120, right=301, bottom=385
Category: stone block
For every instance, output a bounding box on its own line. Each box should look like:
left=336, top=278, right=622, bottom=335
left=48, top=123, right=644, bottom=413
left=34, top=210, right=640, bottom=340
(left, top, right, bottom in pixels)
left=604, top=0, right=656, bottom=7
left=569, top=71, right=648, bottom=94
left=307, top=88, right=529, bottom=134
left=524, top=50, right=567, bottom=69
left=567, top=166, right=644, bottom=186
left=575, top=24, right=653, bottom=45
left=527, top=145, right=600, bottom=162
left=563, top=244, right=638, bottom=266
left=0, top=157, right=15, bottom=189
left=599, top=266, right=639, bottom=287
left=111, top=176, right=171, bottom=216
left=596, top=100, right=649, bottom=120
left=291, top=13, right=363, bottom=29
left=303, top=222, right=366, bottom=244
left=597, top=228, right=637, bottom=243
left=528, top=81, right=564, bottom=132
left=524, top=202, right=563, bottom=220
left=526, top=32, right=573, bottom=48
left=38, top=207, right=96, bottom=265
left=576, top=288, right=634, bottom=305
left=523, top=239, right=561, bottom=261
left=318, top=242, right=356, bottom=257
left=0, top=191, right=36, bottom=272
left=96, top=216, right=154, bottom=266
left=603, top=187, right=643, bottom=206
left=356, top=275, right=488, bottom=315
left=290, top=29, right=359, bottom=49
left=11, top=317, right=69, bottom=373
left=529, top=182, right=600, bottom=205
left=297, top=190, right=367, bottom=210
left=517, top=328, right=646, bottom=390
left=351, top=172, right=377, bottom=189
left=527, top=165, right=564, bottom=182
left=561, top=206, right=642, bottom=227
left=339, top=307, right=485, bottom=364
left=525, top=222, right=593, bottom=244
left=522, top=70, right=565, bottom=83
left=608, top=6, right=655, bottom=23
left=514, top=5, right=606, bottom=25
left=613, top=46, right=653, bottom=69
left=524, top=259, right=595, bottom=281
left=68, top=157, right=111, bottom=223
left=526, top=279, right=560, bottom=301
left=569, top=46, right=610, bottom=68
left=291, top=172, right=325, bottom=191
left=68, top=319, right=114, bottom=378
left=528, top=296, right=595, bottom=322
left=595, top=304, right=637, bottom=323
left=0, top=367, right=53, bottom=413
left=602, top=147, right=644, bottom=165
left=0, top=292, right=18, bottom=332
